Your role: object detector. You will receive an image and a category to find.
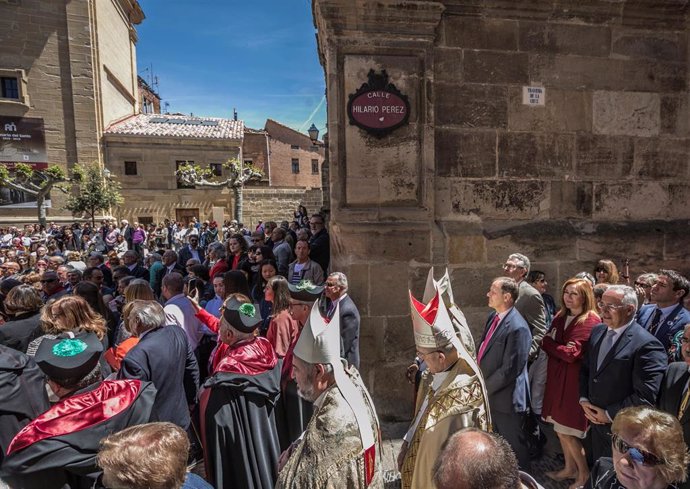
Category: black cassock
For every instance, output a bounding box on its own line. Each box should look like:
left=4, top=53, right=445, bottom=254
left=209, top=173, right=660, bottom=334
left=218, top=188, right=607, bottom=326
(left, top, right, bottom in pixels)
left=200, top=364, right=282, bottom=489
left=0, top=379, right=157, bottom=489
left=0, top=344, right=51, bottom=463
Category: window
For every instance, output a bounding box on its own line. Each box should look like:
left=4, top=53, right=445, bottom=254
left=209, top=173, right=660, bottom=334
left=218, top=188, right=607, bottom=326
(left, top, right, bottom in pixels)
left=291, top=144, right=300, bottom=150
left=310, top=145, right=319, bottom=152
left=291, top=159, right=299, bottom=174
left=138, top=216, right=153, bottom=225
left=311, top=159, right=319, bottom=174
left=124, top=161, right=137, bottom=176
left=243, top=159, right=253, bottom=166
left=176, top=160, right=195, bottom=188
left=1, top=77, right=19, bottom=99
left=209, top=163, right=222, bottom=176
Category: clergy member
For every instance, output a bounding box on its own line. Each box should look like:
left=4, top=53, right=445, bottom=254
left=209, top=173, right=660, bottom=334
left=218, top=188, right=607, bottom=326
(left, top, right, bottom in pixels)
left=199, top=293, right=282, bottom=489
left=1, top=332, right=157, bottom=488
left=276, top=301, right=384, bottom=488
left=398, top=284, right=491, bottom=489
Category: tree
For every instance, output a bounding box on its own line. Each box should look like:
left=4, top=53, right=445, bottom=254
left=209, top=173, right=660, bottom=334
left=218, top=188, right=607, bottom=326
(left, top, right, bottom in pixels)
left=0, top=163, right=69, bottom=226
left=65, top=163, right=123, bottom=227
left=176, top=158, right=263, bottom=222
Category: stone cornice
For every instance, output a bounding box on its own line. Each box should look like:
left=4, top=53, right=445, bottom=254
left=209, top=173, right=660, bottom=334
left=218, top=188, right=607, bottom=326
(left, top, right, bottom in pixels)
left=313, top=1, right=445, bottom=43
left=442, top=0, right=689, bottom=30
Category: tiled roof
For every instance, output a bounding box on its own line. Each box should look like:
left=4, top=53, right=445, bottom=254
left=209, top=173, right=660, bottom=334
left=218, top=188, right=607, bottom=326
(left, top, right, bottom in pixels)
left=105, top=114, right=244, bottom=140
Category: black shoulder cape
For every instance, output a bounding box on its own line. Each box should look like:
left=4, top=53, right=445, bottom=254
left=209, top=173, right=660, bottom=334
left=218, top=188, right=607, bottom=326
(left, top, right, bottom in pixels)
left=200, top=364, right=282, bottom=489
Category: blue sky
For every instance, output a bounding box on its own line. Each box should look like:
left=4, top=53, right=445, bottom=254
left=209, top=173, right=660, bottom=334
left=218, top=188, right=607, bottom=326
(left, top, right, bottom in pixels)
left=136, top=0, right=326, bottom=134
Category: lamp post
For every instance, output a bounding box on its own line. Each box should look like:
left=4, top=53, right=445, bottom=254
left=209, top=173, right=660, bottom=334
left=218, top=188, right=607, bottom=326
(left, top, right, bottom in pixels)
left=102, top=167, right=113, bottom=220
left=308, top=123, right=319, bottom=142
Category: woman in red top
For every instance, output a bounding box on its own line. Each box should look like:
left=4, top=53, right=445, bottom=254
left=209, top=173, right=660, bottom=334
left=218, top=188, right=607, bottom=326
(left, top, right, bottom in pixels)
left=226, top=234, right=248, bottom=271
left=541, top=277, right=601, bottom=489
left=264, top=276, right=299, bottom=358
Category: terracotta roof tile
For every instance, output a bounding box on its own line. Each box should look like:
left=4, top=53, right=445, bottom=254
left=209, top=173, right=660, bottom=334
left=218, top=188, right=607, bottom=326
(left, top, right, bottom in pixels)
left=105, top=114, right=244, bottom=140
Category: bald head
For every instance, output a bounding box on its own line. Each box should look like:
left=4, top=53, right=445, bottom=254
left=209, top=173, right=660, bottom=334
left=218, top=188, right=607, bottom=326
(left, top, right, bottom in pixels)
left=433, top=429, right=520, bottom=489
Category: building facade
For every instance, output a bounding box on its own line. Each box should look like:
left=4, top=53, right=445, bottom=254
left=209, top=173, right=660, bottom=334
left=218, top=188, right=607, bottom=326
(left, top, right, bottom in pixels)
left=0, top=0, right=143, bottom=221
left=313, top=0, right=690, bottom=420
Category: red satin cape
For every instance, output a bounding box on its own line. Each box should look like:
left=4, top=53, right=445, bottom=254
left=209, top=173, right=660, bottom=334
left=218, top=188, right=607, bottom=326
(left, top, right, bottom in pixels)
left=214, top=337, right=277, bottom=375
left=7, top=379, right=142, bottom=455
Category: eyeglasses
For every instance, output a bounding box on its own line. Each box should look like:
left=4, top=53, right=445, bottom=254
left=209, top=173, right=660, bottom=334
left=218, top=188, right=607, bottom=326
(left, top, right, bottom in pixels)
left=597, top=301, right=629, bottom=312
left=634, top=282, right=652, bottom=289
left=416, top=350, right=442, bottom=361
left=41, top=278, right=57, bottom=283
left=325, top=282, right=338, bottom=287
left=595, top=268, right=608, bottom=273
left=611, top=433, right=662, bottom=466
left=502, top=263, right=520, bottom=271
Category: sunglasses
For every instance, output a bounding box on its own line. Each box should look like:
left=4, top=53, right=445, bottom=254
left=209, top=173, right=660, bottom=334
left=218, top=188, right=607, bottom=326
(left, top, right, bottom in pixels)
left=41, top=278, right=57, bottom=283
left=611, top=433, right=662, bottom=466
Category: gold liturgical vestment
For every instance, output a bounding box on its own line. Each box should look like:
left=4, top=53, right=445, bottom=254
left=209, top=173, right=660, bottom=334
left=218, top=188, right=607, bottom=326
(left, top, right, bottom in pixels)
left=401, top=359, right=490, bottom=489
left=276, top=364, right=384, bottom=489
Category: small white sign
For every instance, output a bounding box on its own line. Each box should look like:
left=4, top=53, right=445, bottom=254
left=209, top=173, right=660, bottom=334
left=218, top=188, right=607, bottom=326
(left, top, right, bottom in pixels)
left=522, top=86, right=545, bottom=106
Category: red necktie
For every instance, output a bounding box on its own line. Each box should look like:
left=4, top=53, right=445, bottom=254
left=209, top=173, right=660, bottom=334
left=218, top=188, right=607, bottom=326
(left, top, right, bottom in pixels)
left=478, top=314, right=501, bottom=363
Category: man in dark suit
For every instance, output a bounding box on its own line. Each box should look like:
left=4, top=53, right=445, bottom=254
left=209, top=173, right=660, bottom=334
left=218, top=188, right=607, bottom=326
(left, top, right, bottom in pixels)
left=117, top=300, right=199, bottom=430
left=324, top=272, right=360, bottom=369
left=658, top=323, right=690, bottom=489
left=308, top=214, right=330, bottom=274
left=121, top=219, right=133, bottom=250
left=122, top=250, right=149, bottom=280
left=637, top=269, right=690, bottom=361
left=478, top=277, right=532, bottom=470
left=86, top=252, right=113, bottom=288
left=153, top=250, right=186, bottom=298
left=580, top=284, right=667, bottom=462
left=177, top=234, right=205, bottom=269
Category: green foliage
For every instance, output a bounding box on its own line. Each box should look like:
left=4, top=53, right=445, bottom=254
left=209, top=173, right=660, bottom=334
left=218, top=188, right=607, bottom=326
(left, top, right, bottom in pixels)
left=64, top=162, right=123, bottom=226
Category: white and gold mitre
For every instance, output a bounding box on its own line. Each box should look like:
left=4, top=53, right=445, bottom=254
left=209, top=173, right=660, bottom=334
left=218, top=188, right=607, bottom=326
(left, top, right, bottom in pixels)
left=410, top=286, right=461, bottom=351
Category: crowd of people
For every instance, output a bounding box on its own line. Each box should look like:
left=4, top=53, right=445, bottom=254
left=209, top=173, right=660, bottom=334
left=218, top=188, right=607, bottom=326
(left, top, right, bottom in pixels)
left=0, top=207, right=690, bottom=489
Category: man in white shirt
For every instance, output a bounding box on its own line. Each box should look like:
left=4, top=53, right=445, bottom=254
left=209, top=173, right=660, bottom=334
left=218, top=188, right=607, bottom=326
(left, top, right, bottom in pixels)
left=162, top=272, right=210, bottom=351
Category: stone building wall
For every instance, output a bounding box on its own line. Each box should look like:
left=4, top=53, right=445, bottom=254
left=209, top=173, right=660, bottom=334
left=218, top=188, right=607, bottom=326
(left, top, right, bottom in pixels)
left=0, top=0, right=143, bottom=222
left=313, top=0, right=690, bottom=421
left=243, top=187, right=324, bottom=229
left=265, top=119, right=324, bottom=188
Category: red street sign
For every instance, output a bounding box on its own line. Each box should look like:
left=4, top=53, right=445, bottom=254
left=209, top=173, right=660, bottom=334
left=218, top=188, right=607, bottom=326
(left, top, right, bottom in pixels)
left=347, top=70, right=410, bottom=137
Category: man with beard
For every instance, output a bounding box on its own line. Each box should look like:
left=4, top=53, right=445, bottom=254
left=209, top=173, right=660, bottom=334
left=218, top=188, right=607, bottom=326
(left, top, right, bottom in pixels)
left=1, top=332, right=157, bottom=488
left=199, top=294, right=282, bottom=489
left=276, top=301, right=383, bottom=489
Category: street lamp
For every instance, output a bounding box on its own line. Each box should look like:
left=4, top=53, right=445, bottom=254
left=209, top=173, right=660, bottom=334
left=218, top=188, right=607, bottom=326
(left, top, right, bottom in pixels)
left=308, top=124, right=319, bottom=142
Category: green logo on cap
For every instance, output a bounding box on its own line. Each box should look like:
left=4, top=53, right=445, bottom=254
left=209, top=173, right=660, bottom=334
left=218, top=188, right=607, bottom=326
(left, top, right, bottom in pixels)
left=52, top=338, right=87, bottom=357
left=296, top=280, right=316, bottom=291
left=239, top=303, right=256, bottom=318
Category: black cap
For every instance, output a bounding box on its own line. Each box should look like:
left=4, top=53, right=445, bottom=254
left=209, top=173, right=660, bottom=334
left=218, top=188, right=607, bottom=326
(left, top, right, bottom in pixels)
left=35, top=332, right=103, bottom=381
left=222, top=297, right=262, bottom=333
left=288, top=280, right=325, bottom=303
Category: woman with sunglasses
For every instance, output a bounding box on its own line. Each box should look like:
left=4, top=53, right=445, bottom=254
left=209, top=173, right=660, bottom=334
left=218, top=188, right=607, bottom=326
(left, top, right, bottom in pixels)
left=584, top=406, right=689, bottom=489
left=594, top=259, right=621, bottom=286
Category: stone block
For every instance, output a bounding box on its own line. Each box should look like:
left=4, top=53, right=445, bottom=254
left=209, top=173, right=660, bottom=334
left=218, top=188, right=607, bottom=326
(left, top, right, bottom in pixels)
left=593, top=183, right=670, bottom=220
left=667, top=185, right=690, bottom=220
left=576, top=135, right=634, bottom=179
left=331, top=227, right=430, bottom=264
left=451, top=180, right=549, bottom=219
left=369, top=363, right=416, bottom=421
left=550, top=181, right=594, bottom=218
left=576, top=226, right=666, bottom=269
left=449, top=266, right=499, bottom=309
left=462, top=306, right=492, bottom=341
left=448, top=234, right=486, bottom=264
left=593, top=91, right=660, bottom=137
left=436, top=83, right=508, bottom=128
left=359, top=316, right=384, bottom=363
left=551, top=1, right=622, bottom=24
left=484, top=222, right=579, bottom=263
left=497, top=132, right=574, bottom=178
left=664, top=220, right=690, bottom=260
left=384, top=316, right=416, bottom=360
left=611, top=29, right=687, bottom=62
left=529, top=55, right=686, bottom=92
left=434, top=47, right=463, bottom=83
left=633, top=138, right=689, bottom=179
left=661, top=94, right=690, bottom=137
left=519, top=21, right=611, bottom=57
left=463, top=50, right=529, bottom=85
left=369, top=264, right=412, bottom=316
left=342, top=263, right=371, bottom=317
left=443, top=17, right=518, bottom=50
left=507, top=87, right=592, bottom=133
left=436, top=128, right=496, bottom=178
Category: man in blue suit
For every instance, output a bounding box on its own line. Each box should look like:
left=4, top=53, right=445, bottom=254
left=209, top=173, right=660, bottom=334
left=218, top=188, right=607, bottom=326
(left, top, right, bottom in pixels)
left=580, top=285, right=667, bottom=463
left=637, top=269, right=690, bottom=361
left=478, top=277, right=532, bottom=470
